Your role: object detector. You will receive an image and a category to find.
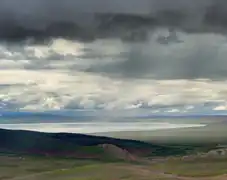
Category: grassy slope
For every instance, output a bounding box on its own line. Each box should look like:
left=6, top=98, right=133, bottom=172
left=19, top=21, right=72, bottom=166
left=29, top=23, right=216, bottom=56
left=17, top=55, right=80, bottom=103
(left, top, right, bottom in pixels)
left=1, top=154, right=227, bottom=180
left=1, top=128, right=227, bottom=179
left=152, top=156, right=227, bottom=177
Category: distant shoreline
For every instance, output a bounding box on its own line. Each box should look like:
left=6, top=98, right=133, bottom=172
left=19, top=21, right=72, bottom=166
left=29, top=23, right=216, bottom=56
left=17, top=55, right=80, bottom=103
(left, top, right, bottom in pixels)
left=94, top=123, right=227, bottom=144
left=0, top=121, right=206, bottom=134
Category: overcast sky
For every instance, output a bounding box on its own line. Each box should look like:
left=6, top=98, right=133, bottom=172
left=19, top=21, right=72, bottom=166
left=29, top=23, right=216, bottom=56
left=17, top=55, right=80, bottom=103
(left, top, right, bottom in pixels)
left=0, top=0, right=227, bottom=115
left=0, top=0, right=225, bottom=30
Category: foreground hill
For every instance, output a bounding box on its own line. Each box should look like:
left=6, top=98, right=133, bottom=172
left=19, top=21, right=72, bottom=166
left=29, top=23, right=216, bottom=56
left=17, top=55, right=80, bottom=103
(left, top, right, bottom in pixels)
left=1, top=128, right=227, bottom=180
left=0, top=145, right=227, bottom=180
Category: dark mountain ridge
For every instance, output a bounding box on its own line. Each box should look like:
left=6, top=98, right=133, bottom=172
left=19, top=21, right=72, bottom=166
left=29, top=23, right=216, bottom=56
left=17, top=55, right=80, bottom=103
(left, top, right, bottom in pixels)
left=0, top=128, right=184, bottom=157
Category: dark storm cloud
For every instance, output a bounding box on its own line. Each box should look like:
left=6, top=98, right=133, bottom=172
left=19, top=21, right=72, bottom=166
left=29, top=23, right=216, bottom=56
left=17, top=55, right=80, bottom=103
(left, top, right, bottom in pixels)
left=1, top=0, right=227, bottom=80
left=1, top=0, right=227, bottom=41
left=86, top=33, right=227, bottom=80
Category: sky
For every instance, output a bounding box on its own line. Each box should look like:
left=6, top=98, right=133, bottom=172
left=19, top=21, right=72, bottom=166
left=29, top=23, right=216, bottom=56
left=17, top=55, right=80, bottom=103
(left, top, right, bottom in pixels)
left=0, top=0, right=227, bottom=119
left=0, top=0, right=227, bottom=31
left=1, top=34, right=227, bottom=117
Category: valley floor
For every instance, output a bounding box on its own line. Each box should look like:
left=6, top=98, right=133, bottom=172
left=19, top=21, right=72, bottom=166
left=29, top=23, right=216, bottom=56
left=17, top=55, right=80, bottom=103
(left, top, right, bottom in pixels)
left=1, top=153, right=227, bottom=180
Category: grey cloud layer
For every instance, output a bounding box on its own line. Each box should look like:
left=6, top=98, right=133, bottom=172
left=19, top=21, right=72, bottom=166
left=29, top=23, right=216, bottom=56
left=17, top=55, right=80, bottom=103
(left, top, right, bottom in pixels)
left=0, top=0, right=227, bottom=34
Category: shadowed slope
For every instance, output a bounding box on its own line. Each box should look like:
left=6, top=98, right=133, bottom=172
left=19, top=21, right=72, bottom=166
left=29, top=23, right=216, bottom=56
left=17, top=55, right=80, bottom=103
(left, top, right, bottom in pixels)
left=0, top=128, right=185, bottom=158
